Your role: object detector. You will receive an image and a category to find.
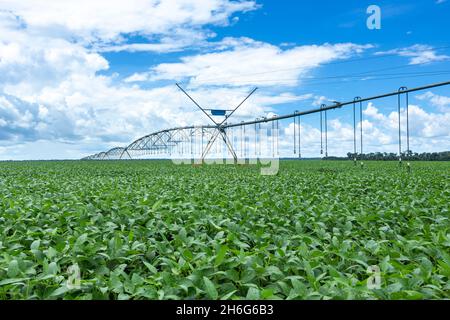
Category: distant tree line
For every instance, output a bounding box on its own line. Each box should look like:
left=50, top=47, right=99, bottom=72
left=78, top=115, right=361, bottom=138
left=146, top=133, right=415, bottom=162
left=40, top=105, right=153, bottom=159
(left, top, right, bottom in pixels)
left=324, top=151, right=450, bottom=161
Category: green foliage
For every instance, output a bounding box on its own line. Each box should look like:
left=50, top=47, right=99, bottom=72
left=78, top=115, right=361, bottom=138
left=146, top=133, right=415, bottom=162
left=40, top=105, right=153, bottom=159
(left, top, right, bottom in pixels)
left=345, top=150, right=450, bottom=161
left=0, top=160, right=448, bottom=300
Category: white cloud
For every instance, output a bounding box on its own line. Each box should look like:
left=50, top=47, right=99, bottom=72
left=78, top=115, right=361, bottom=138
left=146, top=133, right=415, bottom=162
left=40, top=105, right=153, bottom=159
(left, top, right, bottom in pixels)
left=0, top=0, right=262, bottom=156
left=99, top=29, right=217, bottom=53
left=415, top=91, right=450, bottom=112
left=0, top=12, right=109, bottom=94
left=312, top=95, right=329, bottom=107
left=124, top=73, right=150, bottom=83
left=102, top=42, right=187, bottom=54
left=361, top=102, right=450, bottom=151
left=0, top=0, right=257, bottom=47
left=375, top=44, right=449, bottom=65
left=0, top=66, right=313, bottom=152
left=363, top=102, right=450, bottom=139
left=277, top=100, right=450, bottom=157
left=127, top=38, right=372, bottom=87
left=363, top=103, right=385, bottom=120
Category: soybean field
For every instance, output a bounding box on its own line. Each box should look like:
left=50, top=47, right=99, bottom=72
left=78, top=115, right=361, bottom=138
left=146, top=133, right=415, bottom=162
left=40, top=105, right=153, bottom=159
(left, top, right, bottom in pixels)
left=0, top=160, right=449, bottom=299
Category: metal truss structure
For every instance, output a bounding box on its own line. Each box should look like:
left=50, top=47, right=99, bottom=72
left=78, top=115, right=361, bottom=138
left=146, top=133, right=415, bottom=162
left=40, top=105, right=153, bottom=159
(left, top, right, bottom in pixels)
left=82, top=80, right=450, bottom=162
left=83, top=125, right=220, bottom=160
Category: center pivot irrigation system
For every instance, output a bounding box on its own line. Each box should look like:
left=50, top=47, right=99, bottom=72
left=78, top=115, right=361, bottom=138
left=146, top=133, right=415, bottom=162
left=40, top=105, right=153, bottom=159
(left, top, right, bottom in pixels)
left=175, top=83, right=258, bottom=162
left=82, top=80, right=450, bottom=162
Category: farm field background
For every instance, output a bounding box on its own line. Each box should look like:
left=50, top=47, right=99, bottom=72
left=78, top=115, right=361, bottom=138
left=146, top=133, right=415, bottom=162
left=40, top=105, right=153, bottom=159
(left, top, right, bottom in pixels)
left=0, top=160, right=449, bottom=300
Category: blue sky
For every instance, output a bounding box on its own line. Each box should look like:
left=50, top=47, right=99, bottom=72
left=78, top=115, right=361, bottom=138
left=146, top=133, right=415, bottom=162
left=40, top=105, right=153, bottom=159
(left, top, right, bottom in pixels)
left=0, top=0, right=449, bottom=159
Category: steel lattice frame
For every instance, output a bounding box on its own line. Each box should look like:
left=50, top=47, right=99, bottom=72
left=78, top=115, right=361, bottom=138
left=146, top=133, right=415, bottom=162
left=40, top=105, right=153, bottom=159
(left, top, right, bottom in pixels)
left=82, top=125, right=220, bottom=160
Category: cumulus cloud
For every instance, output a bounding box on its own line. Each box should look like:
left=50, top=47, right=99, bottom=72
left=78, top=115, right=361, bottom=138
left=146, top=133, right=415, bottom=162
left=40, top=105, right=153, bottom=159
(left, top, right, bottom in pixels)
left=312, top=95, right=329, bottom=107
left=273, top=101, right=450, bottom=158
left=0, top=65, right=313, bottom=153
left=360, top=102, right=450, bottom=152
left=0, top=94, right=40, bottom=141
left=0, top=0, right=257, bottom=48
left=415, top=91, right=450, bottom=112
left=0, top=1, right=261, bottom=155
left=129, top=38, right=373, bottom=87
left=363, top=102, right=385, bottom=120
